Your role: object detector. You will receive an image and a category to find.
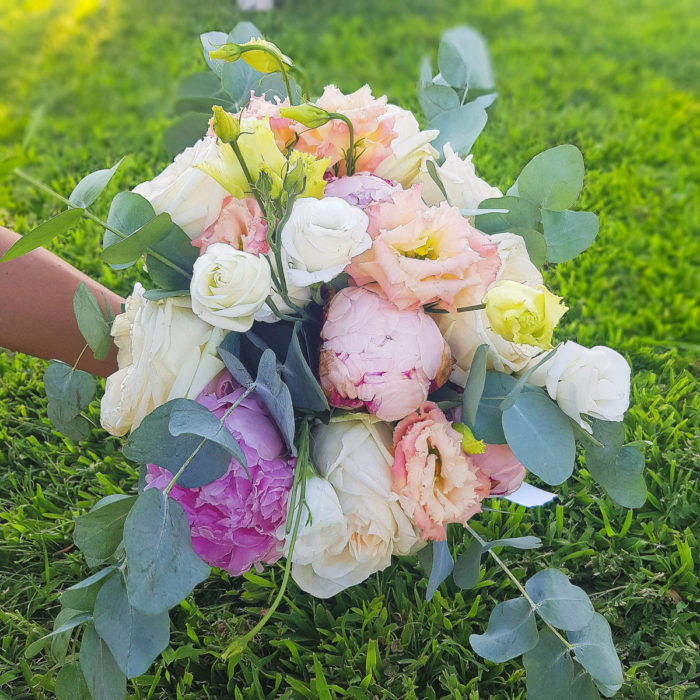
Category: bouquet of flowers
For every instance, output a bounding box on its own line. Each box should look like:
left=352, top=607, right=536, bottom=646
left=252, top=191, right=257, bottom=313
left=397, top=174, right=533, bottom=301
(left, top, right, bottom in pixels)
left=8, top=22, right=647, bottom=699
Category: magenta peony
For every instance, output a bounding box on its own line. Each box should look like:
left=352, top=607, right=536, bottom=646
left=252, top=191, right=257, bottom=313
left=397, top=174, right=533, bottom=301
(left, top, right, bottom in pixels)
left=145, top=371, right=295, bottom=576
left=392, top=402, right=490, bottom=541
left=323, top=174, right=400, bottom=209
left=319, top=286, right=452, bottom=421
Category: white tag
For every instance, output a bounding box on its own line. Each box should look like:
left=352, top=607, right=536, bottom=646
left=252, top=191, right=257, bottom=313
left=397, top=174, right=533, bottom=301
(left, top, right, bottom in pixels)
left=503, top=482, right=557, bottom=507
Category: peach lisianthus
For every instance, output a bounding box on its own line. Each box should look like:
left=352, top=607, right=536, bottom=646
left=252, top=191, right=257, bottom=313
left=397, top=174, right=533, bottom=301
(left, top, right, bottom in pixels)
left=346, top=187, right=501, bottom=311
left=392, top=402, right=489, bottom=541
left=293, top=85, right=396, bottom=176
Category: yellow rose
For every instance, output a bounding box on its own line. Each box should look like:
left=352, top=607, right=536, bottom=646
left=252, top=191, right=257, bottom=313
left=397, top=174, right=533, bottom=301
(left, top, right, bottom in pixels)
left=483, top=280, right=567, bottom=350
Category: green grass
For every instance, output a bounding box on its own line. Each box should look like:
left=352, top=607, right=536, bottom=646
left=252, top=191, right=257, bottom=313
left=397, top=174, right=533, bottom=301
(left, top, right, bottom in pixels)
left=0, top=0, right=698, bottom=697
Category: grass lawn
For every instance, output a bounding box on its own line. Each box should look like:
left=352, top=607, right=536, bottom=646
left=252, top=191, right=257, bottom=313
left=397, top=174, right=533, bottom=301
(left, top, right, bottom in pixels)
left=0, top=0, right=698, bottom=697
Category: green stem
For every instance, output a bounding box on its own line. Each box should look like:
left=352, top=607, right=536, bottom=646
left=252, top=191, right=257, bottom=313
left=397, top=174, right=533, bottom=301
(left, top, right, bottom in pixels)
left=71, top=344, right=89, bottom=371
left=466, top=525, right=574, bottom=650
left=239, top=45, right=296, bottom=106
left=264, top=295, right=305, bottom=323
left=328, top=113, right=356, bottom=175
left=229, top=140, right=268, bottom=218
left=429, top=303, right=486, bottom=314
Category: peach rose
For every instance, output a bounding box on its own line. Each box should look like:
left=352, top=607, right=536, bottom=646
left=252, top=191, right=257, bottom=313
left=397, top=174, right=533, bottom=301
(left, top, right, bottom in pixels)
left=392, top=402, right=490, bottom=541
left=346, top=187, right=501, bottom=311
left=192, top=196, right=269, bottom=255
left=472, top=444, right=526, bottom=496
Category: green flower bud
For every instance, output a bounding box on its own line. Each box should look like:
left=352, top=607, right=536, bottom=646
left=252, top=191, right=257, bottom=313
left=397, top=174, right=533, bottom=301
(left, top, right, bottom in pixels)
left=209, top=43, right=243, bottom=62
left=279, top=104, right=331, bottom=129
left=211, top=105, right=240, bottom=143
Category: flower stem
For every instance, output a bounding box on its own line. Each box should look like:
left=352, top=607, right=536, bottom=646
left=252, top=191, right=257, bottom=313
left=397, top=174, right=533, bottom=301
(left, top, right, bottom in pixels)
left=328, top=113, right=356, bottom=175
left=465, top=524, right=573, bottom=650
left=71, top=343, right=90, bottom=371
left=429, top=303, right=486, bottom=314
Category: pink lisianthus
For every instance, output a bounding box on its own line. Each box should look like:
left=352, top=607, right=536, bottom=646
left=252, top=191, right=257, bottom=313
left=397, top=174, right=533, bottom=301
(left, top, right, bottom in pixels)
left=472, top=443, right=526, bottom=496
left=323, top=173, right=401, bottom=209
left=346, top=186, right=501, bottom=311
left=293, top=85, right=396, bottom=176
left=192, top=196, right=269, bottom=255
left=145, top=371, right=295, bottom=576
left=318, top=286, right=452, bottom=422
left=392, top=402, right=490, bottom=541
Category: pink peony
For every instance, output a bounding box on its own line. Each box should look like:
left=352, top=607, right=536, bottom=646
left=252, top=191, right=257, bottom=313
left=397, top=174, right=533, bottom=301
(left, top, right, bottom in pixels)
left=192, top=196, right=269, bottom=255
left=392, top=402, right=490, bottom=541
left=322, top=173, right=401, bottom=209
left=145, top=370, right=295, bottom=576
left=472, top=443, right=526, bottom=496
left=319, top=286, right=452, bottom=422
left=293, top=85, right=396, bottom=176
left=346, top=186, right=501, bottom=312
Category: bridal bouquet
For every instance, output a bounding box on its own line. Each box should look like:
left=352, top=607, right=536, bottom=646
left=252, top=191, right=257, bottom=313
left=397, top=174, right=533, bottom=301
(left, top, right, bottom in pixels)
left=8, top=22, right=646, bottom=699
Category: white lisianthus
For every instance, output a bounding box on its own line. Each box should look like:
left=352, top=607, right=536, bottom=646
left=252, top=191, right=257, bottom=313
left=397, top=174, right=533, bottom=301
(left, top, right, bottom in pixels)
left=290, top=416, right=424, bottom=599
left=416, top=144, right=502, bottom=210
left=100, top=283, right=225, bottom=436
left=190, top=243, right=271, bottom=331
left=133, top=136, right=228, bottom=239
left=280, top=197, right=370, bottom=287
left=433, top=233, right=543, bottom=384
left=527, top=341, right=631, bottom=431
left=374, top=104, right=439, bottom=187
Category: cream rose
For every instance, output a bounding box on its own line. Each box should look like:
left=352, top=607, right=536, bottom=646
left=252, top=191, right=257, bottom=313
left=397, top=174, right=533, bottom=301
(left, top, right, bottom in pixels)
left=291, top=416, right=424, bottom=598
left=190, top=243, right=271, bottom=331
left=280, top=197, right=371, bottom=287
left=133, top=136, right=228, bottom=239
left=374, top=104, right=439, bottom=186
left=417, top=144, right=502, bottom=210
left=100, top=283, right=225, bottom=436
left=527, top=341, right=631, bottom=431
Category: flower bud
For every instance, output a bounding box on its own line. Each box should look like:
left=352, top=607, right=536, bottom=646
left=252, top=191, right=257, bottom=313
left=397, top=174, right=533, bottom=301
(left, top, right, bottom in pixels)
left=452, top=423, right=486, bottom=455
left=242, top=38, right=292, bottom=73
left=211, top=106, right=240, bottom=143
left=279, top=104, right=331, bottom=129
left=208, top=43, right=243, bottom=62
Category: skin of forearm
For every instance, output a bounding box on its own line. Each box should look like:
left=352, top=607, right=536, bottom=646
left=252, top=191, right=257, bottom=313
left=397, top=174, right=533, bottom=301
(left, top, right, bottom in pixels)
left=0, top=227, right=123, bottom=377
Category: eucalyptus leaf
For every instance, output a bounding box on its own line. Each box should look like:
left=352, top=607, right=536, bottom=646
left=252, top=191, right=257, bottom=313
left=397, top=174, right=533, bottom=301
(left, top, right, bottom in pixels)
left=452, top=538, right=482, bottom=589
left=123, top=488, right=210, bottom=614
left=142, top=288, right=190, bottom=301
left=418, top=82, right=460, bottom=121
left=510, top=226, right=548, bottom=268
left=102, top=212, right=173, bottom=264
left=543, top=209, right=599, bottom=262
left=283, top=322, right=329, bottom=412
left=426, top=540, right=454, bottom=601
left=56, top=662, right=89, bottom=700
left=475, top=196, right=541, bottom=234
left=502, top=391, right=576, bottom=485
left=102, top=191, right=156, bottom=268
left=574, top=663, right=607, bottom=698
left=69, top=157, right=124, bottom=209
left=163, top=112, right=211, bottom=156
left=472, top=371, right=518, bottom=444
left=440, top=26, right=495, bottom=90
left=25, top=610, right=92, bottom=658
left=425, top=158, right=451, bottom=203
left=94, top=574, right=170, bottom=678
left=255, top=349, right=296, bottom=451
left=483, top=536, right=542, bottom=551
left=145, top=220, right=198, bottom=290
left=73, top=282, right=112, bottom=360
left=567, top=613, right=624, bottom=691
left=462, top=344, right=488, bottom=429
left=0, top=208, right=84, bottom=262
left=523, top=628, right=575, bottom=700
left=74, top=495, right=136, bottom=562
left=175, top=71, right=227, bottom=113
left=500, top=346, right=558, bottom=412
left=470, top=597, right=539, bottom=662
left=51, top=607, right=85, bottom=663
left=525, top=569, right=595, bottom=631
left=200, top=30, right=230, bottom=76
left=44, top=361, right=96, bottom=441
left=80, top=623, right=127, bottom=700
left=62, top=566, right=118, bottom=612
left=589, top=445, right=647, bottom=509
left=429, top=102, right=488, bottom=158
left=218, top=334, right=255, bottom=386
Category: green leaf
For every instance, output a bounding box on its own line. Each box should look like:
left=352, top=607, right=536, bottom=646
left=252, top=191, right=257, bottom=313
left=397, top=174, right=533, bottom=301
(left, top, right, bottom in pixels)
left=102, top=191, right=156, bottom=269
left=56, top=662, right=89, bottom=700
left=418, top=82, right=460, bottom=121
left=62, top=566, right=118, bottom=612
left=94, top=574, right=170, bottom=678
left=218, top=335, right=255, bottom=386
left=425, top=158, right=451, bottom=202
left=573, top=662, right=607, bottom=698
left=429, top=103, right=488, bottom=158
left=510, top=227, right=548, bottom=268
left=452, top=538, right=482, bottom=589
left=102, top=212, right=173, bottom=264
left=123, top=488, right=210, bottom=614
left=74, top=495, right=137, bottom=562
left=462, top=344, right=488, bottom=429
left=69, top=157, right=124, bottom=209
left=200, top=30, right=231, bottom=76
left=25, top=610, right=92, bottom=658
left=52, top=607, right=86, bottom=663
left=163, top=112, right=211, bottom=157
left=142, top=288, right=190, bottom=301
left=0, top=208, right=83, bottom=262
left=43, top=361, right=96, bottom=441
left=80, top=623, right=127, bottom=700
left=500, top=346, right=559, bottom=411
left=483, top=536, right=542, bottom=551
left=73, top=282, right=112, bottom=360
left=470, top=597, right=539, bottom=662
left=283, top=322, right=329, bottom=413
left=567, top=613, right=624, bottom=691
left=439, top=26, right=495, bottom=90
left=255, top=349, right=296, bottom=451
left=515, top=144, right=585, bottom=210
left=542, top=209, right=599, bottom=262
left=523, top=628, right=575, bottom=700
left=122, top=399, right=234, bottom=489
left=475, top=196, right=541, bottom=234
left=473, top=371, right=517, bottom=444
left=144, top=221, right=198, bottom=290
left=502, top=391, right=576, bottom=485
left=175, top=71, right=228, bottom=113
left=426, top=540, right=454, bottom=601
left=525, top=569, right=595, bottom=631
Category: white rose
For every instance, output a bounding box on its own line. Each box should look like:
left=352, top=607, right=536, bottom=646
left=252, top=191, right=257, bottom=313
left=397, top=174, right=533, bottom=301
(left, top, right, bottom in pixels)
left=100, top=283, right=225, bottom=436
left=190, top=243, right=271, bottom=331
left=433, top=233, right=543, bottom=383
left=373, top=104, right=439, bottom=187
left=280, top=197, right=370, bottom=287
left=417, top=144, right=502, bottom=210
left=528, top=341, right=631, bottom=431
left=291, top=416, right=423, bottom=598
left=133, top=137, right=228, bottom=239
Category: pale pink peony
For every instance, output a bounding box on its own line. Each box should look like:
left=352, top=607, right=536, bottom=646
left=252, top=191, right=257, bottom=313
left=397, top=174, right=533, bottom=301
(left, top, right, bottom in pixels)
left=323, top=173, right=401, bottom=209
left=293, top=85, right=396, bottom=176
left=145, top=371, right=295, bottom=576
left=319, top=286, right=452, bottom=422
left=472, top=444, right=526, bottom=496
left=392, top=402, right=490, bottom=541
left=346, top=186, right=501, bottom=311
left=192, top=196, right=269, bottom=255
